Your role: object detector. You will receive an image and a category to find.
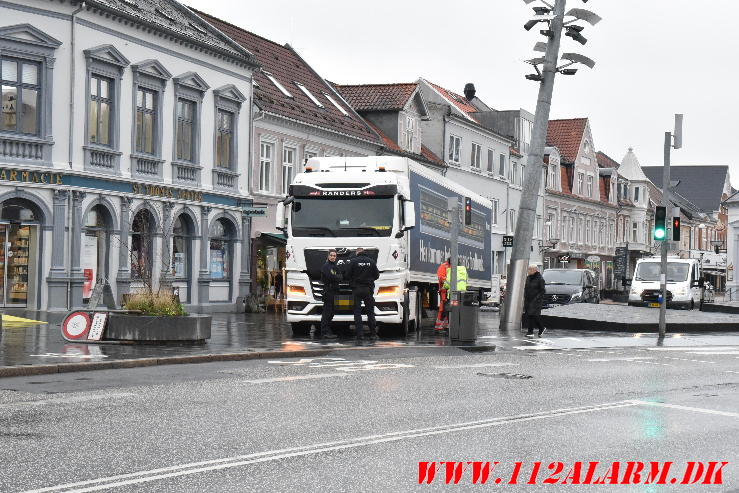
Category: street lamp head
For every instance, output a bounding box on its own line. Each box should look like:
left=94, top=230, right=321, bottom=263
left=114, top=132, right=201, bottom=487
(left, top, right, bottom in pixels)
left=525, top=74, right=544, bottom=81
left=540, top=29, right=554, bottom=37
left=561, top=52, right=596, bottom=69
left=565, top=8, right=602, bottom=26
left=533, top=41, right=548, bottom=53
left=533, top=6, right=551, bottom=15
left=560, top=68, right=578, bottom=75
left=526, top=57, right=547, bottom=65
left=524, top=19, right=540, bottom=31
left=565, top=26, right=588, bottom=45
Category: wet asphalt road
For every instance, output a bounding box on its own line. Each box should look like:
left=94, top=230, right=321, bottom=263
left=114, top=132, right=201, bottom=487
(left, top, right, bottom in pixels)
left=1, top=332, right=738, bottom=492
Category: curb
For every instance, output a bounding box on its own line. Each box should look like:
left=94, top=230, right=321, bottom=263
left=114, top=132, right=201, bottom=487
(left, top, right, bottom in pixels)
left=0, top=343, right=491, bottom=378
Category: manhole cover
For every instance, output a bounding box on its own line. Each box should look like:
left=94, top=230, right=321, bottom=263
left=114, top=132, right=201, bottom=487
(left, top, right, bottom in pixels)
left=477, top=372, right=533, bottom=379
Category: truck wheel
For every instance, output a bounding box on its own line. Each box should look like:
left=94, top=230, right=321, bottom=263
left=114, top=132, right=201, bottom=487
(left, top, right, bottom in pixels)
left=290, top=322, right=311, bottom=337
left=412, top=295, right=423, bottom=331
left=401, top=304, right=410, bottom=338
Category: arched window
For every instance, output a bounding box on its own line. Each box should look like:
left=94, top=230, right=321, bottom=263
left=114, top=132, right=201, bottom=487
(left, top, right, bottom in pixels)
left=82, top=205, right=112, bottom=299
left=171, top=214, right=193, bottom=279
left=131, top=209, right=154, bottom=280
left=209, top=218, right=235, bottom=280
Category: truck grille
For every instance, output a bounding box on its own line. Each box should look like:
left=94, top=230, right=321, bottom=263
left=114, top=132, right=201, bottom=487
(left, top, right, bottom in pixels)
left=310, top=281, right=353, bottom=301
left=641, top=289, right=673, bottom=303
left=543, top=294, right=571, bottom=305
left=304, top=248, right=379, bottom=281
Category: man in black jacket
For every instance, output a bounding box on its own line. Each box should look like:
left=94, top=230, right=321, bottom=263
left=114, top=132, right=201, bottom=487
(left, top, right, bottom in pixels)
left=347, top=248, right=380, bottom=340
left=523, top=265, right=547, bottom=337
left=319, top=250, right=340, bottom=339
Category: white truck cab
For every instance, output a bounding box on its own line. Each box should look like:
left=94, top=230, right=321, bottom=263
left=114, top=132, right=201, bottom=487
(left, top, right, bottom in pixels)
left=628, top=257, right=701, bottom=309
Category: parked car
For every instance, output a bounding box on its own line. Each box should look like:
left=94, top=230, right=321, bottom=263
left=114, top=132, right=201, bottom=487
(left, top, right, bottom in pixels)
left=541, top=269, right=600, bottom=307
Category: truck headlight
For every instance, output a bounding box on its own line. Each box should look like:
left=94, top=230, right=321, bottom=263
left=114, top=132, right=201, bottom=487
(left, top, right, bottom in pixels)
left=570, top=292, right=582, bottom=302
left=377, top=286, right=401, bottom=296
left=287, top=285, right=306, bottom=295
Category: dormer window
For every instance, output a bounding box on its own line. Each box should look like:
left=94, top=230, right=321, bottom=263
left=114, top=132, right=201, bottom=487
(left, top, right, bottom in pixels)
left=294, top=82, right=323, bottom=108
left=323, top=92, right=349, bottom=116
left=263, top=72, right=292, bottom=98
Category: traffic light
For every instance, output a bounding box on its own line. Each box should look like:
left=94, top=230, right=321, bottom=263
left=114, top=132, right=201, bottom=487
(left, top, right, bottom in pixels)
left=654, top=206, right=666, bottom=241
left=464, top=197, right=472, bottom=225
left=672, top=216, right=680, bottom=241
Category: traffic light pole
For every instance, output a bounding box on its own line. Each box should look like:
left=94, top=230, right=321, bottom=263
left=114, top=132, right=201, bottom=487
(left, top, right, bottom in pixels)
left=659, top=131, right=671, bottom=338
left=500, top=0, right=566, bottom=332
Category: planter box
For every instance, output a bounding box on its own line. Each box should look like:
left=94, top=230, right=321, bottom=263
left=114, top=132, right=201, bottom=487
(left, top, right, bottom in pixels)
left=106, top=314, right=212, bottom=342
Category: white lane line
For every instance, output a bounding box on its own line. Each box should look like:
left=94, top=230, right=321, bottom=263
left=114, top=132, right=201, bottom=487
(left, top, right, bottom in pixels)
left=686, top=351, right=739, bottom=356
left=241, top=373, right=347, bottom=384
left=662, top=357, right=716, bottom=364
left=0, top=393, right=135, bottom=410
left=433, top=363, right=519, bottom=369
left=25, top=401, right=640, bottom=493
left=586, top=357, right=655, bottom=362
left=630, top=400, right=739, bottom=419
left=646, top=347, right=737, bottom=351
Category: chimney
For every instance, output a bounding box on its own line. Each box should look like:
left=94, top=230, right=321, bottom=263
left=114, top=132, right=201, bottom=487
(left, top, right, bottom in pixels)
left=463, top=83, right=476, bottom=101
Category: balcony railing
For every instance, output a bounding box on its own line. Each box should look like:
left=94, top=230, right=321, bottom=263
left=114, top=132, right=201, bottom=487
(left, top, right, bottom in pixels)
left=172, top=162, right=201, bottom=185
left=84, top=146, right=121, bottom=172
left=131, top=154, right=164, bottom=180
left=213, top=168, right=239, bottom=189
left=0, top=136, right=43, bottom=160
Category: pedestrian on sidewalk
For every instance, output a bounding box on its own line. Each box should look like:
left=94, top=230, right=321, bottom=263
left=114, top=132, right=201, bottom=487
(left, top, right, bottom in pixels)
left=347, top=248, right=380, bottom=341
left=524, top=265, right=547, bottom=338
left=319, top=250, right=340, bottom=339
left=435, top=258, right=451, bottom=331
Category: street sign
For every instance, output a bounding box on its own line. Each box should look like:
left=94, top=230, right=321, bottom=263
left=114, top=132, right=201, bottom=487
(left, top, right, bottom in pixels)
left=62, top=312, right=91, bottom=340
left=88, top=313, right=108, bottom=341
left=242, top=207, right=267, bottom=217
left=558, top=254, right=570, bottom=263
left=503, top=236, right=514, bottom=247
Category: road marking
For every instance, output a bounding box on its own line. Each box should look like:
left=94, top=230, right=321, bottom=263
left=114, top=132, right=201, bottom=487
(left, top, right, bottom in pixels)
left=433, top=363, right=519, bottom=369
left=0, top=392, right=134, bottom=410
left=266, top=357, right=414, bottom=372
left=662, top=356, right=716, bottom=363
left=630, top=400, right=739, bottom=419
left=586, top=357, right=655, bottom=362
left=23, top=400, right=641, bottom=493
left=646, top=347, right=737, bottom=351
left=242, top=373, right=347, bottom=384
left=29, top=353, right=109, bottom=359
left=686, top=351, right=739, bottom=356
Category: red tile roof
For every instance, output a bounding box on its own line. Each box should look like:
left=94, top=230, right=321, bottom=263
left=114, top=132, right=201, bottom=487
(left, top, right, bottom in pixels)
left=596, top=151, right=619, bottom=169
left=425, top=80, right=479, bottom=123
left=195, top=10, right=380, bottom=144
left=334, top=83, right=417, bottom=112
left=547, top=118, right=588, bottom=164
left=420, top=146, right=445, bottom=167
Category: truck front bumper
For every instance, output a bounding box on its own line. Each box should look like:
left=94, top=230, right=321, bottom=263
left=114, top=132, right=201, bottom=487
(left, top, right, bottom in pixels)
left=286, top=300, right=403, bottom=324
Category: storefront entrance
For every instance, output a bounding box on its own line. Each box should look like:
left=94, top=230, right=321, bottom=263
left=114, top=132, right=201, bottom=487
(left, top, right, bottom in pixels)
left=0, top=223, right=38, bottom=307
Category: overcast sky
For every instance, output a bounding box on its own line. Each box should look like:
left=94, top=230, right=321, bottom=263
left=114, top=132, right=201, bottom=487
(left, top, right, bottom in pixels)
left=188, top=0, right=737, bottom=185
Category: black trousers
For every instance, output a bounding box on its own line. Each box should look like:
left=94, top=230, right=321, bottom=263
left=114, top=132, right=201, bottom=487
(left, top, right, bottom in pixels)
left=320, top=291, right=336, bottom=336
left=352, top=286, right=376, bottom=335
left=525, top=313, right=545, bottom=332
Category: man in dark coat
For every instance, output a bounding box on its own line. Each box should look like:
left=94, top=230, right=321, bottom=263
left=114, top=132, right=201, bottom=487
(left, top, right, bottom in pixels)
left=347, top=248, right=380, bottom=341
left=523, top=265, right=547, bottom=337
left=319, top=250, right=340, bottom=339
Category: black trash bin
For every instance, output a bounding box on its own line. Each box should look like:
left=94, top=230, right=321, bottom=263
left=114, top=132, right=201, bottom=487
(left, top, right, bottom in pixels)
left=449, top=291, right=479, bottom=342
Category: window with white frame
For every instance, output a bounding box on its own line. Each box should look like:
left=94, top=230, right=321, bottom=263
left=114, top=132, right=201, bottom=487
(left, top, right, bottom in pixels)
left=282, top=146, right=295, bottom=193
left=569, top=217, right=575, bottom=243
left=492, top=199, right=499, bottom=225
left=511, top=162, right=518, bottom=185
left=294, top=82, right=323, bottom=108
left=632, top=221, right=638, bottom=242
left=448, top=135, right=461, bottom=163
left=322, top=92, right=349, bottom=116
left=259, top=141, right=273, bottom=192
left=499, top=154, right=506, bottom=177
left=633, top=186, right=640, bottom=203
left=586, top=175, right=593, bottom=198
left=586, top=219, right=591, bottom=244
left=470, top=142, right=482, bottom=169
left=547, top=213, right=556, bottom=240
left=548, top=164, right=556, bottom=189
left=405, top=116, right=415, bottom=151
left=577, top=218, right=583, bottom=244
left=263, top=72, right=292, bottom=98
left=487, top=149, right=494, bottom=173
left=577, top=172, right=584, bottom=194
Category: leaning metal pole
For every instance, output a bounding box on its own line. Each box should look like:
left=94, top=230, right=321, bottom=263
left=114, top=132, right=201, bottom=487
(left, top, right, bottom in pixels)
left=659, top=131, right=671, bottom=338
left=500, top=0, right=566, bottom=331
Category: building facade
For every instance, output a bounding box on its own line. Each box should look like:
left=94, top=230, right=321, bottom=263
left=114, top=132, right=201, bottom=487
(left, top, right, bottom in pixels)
left=0, top=0, right=257, bottom=311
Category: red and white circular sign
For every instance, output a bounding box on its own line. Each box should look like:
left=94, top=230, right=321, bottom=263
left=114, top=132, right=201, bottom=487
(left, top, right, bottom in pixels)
left=62, top=312, right=91, bottom=340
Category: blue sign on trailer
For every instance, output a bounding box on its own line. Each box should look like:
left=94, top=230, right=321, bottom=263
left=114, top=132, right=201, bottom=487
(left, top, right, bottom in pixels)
left=408, top=170, right=492, bottom=284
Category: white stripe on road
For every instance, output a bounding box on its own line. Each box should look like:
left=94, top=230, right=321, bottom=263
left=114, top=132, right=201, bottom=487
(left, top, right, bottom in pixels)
left=0, top=393, right=135, bottom=410
left=241, top=373, right=348, bottom=384
left=686, top=351, right=739, bottom=356
left=23, top=401, right=641, bottom=493
left=646, top=347, right=737, bottom=351
left=433, top=363, right=519, bottom=369
left=586, top=357, right=655, bottom=362
left=630, top=400, right=739, bottom=419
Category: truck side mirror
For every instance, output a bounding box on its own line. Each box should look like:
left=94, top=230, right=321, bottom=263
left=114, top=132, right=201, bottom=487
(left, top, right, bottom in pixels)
left=402, top=201, right=416, bottom=230
left=275, top=202, right=286, bottom=231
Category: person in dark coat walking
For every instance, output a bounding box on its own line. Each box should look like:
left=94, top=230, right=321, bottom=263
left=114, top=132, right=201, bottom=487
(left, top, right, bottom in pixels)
left=346, top=248, right=380, bottom=340
left=319, top=250, right=340, bottom=339
left=523, top=265, right=547, bottom=337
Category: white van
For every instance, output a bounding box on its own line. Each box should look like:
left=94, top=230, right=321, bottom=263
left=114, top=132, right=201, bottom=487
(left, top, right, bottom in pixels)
left=628, top=257, right=701, bottom=310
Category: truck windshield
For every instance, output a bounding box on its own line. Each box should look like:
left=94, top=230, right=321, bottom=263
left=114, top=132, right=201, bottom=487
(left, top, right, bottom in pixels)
left=542, top=270, right=583, bottom=285
left=291, top=197, right=394, bottom=237
left=634, top=262, right=690, bottom=282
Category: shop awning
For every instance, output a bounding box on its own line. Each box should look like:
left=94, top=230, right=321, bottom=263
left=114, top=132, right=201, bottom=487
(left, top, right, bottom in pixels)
left=258, top=232, right=287, bottom=246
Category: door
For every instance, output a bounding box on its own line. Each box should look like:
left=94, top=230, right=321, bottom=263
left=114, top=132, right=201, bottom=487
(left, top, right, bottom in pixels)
left=0, top=223, right=36, bottom=308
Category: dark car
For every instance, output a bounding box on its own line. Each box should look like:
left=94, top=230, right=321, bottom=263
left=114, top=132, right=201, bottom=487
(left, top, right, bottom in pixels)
left=541, top=269, right=600, bottom=307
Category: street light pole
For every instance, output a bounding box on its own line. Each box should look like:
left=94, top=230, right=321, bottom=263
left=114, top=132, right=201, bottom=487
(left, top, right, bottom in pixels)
left=500, top=0, right=566, bottom=331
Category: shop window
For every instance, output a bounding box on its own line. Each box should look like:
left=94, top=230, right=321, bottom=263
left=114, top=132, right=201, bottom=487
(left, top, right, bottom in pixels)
left=209, top=218, right=235, bottom=280
left=131, top=209, right=154, bottom=280
left=82, top=205, right=111, bottom=301
left=172, top=214, right=193, bottom=279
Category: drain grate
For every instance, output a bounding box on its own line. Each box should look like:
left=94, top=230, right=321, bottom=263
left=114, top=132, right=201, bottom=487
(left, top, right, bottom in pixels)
left=477, top=372, right=533, bottom=379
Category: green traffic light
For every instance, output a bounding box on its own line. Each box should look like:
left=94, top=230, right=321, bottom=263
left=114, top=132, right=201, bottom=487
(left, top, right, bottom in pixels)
left=654, top=228, right=666, bottom=240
